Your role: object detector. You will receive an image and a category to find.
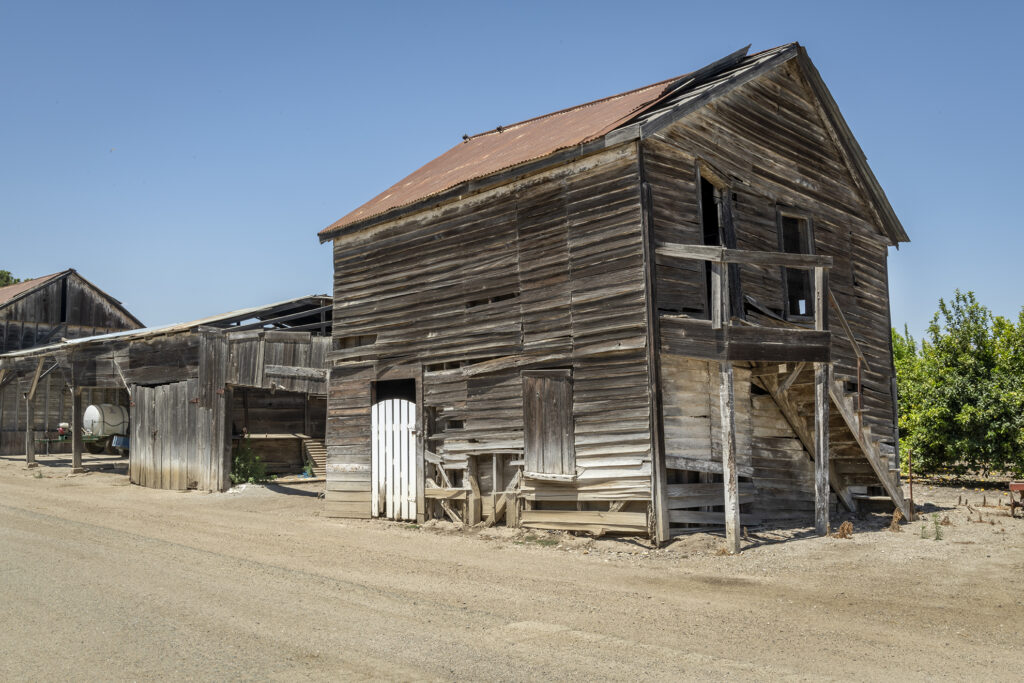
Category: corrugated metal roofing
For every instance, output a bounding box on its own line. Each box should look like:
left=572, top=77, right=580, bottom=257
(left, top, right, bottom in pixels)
left=0, top=271, right=67, bottom=308
left=0, top=294, right=332, bottom=359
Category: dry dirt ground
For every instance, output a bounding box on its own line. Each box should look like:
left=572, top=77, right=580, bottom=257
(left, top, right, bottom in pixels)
left=0, top=453, right=1021, bottom=681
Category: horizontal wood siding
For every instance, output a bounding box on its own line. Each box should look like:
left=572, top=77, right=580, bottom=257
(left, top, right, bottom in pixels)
left=324, top=364, right=374, bottom=518
left=0, top=273, right=139, bottom=352
left=327, top=146, right=654, bottom=517
left=646, top=59, right=896, bottom=441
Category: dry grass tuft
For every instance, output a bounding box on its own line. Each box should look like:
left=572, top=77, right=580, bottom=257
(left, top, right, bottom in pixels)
left=832, top=521, right=854, bottom=539
left=888, top=509, right=903, bottom=532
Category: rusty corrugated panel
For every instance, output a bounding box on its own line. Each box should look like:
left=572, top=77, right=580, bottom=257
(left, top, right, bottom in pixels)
left=0, top=271, right=67, bottom=308
left=320, top=75, right=684, bottom=238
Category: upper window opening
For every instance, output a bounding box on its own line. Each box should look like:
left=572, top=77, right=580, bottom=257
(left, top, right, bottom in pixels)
left=779, top=213, right=814, bottom=318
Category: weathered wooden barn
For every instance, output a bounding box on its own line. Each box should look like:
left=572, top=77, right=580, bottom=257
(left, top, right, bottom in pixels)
left=318, top=43, right=909, bottom=549
left=0, top=295, right=332, bottom=491
left=0, top=269, right=142, bottom=454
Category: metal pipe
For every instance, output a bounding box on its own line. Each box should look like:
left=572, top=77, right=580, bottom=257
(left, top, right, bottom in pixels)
left=908, top=447, right=914, bottom=522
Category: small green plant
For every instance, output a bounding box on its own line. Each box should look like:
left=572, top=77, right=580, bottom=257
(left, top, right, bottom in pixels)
left=933, top=514, right=943, bottom=541
left=920, top=522, right=929, bottom=539
left=302, top=462, right=313, bottom=477
left=230, top=436, right=268, bottom=485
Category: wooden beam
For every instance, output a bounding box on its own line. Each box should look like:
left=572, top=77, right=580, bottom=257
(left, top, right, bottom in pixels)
left=24, top=396, right=36, bottom=467
left=814, top=267, right=829, bottom=332
left=228, top=305, right=333, bottom=331
left=657, top=243, right=833, bottom=269
left=718, top=362, right=741, bottom=554
left=638, top=168, right=671, bottom=546
left=814, top=362, right=830, bottom=535
left=778, top=361, right=807, bottom=395
left=828, top=289, right=871, bottom=372
left=465, top=457, right=482, bottom=525
left=26, top=357, right=45, bottom=401
left=760, top=373, right=856, bottom=513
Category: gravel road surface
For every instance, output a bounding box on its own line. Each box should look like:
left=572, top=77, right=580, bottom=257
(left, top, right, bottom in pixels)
left=0, top=456, right=1020, bottom=681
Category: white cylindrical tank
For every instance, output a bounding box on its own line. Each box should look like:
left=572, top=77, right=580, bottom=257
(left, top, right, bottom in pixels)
left=83, top=404, right=129, bottom=437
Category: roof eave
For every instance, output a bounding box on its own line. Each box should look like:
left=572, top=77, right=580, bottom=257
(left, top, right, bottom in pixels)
left=318, top=135, right=631, bottom=243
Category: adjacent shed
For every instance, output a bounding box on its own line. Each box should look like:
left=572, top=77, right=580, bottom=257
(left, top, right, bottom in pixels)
left=318, top=43, right=909, bottom=548
left=0, top=269, right=142, bottom=455
left=0, top=295, right=333, bottom=489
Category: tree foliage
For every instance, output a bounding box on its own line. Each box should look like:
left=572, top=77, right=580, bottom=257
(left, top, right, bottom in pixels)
left=0, top=270, right=20, bottom=287
left=894, top=290, right=1024, bottom=477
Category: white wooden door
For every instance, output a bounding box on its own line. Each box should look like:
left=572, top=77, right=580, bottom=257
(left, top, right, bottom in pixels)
left=371, top=399, right=416, bottom=520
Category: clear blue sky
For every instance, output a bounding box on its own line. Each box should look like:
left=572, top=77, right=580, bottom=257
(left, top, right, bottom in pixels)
left=1, top=1, right=1020, bottom=337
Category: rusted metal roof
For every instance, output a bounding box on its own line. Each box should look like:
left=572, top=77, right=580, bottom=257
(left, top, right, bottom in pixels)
left=320, top=42, right=911, bottom=245
left=320, top=74, right=686, bottom=239
left=0, top=271, right=67, bottom=308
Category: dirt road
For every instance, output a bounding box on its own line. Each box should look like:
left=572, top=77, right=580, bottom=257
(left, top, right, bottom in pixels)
left=0, top=456, right=1020, bottom=681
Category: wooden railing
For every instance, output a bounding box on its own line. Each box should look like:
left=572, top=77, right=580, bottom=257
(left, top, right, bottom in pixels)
left=657, top=241, right=870, bottom=428
left=655, top=243, right=833, bottom=331
left=828, top=290, right=870, bottom=428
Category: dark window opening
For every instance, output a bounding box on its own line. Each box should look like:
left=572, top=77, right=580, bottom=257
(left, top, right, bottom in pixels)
left=779, top=214, right=813, bottom=318
left=466, top=292, right=518, bottom=309
left=59, top=277, right=68, bottom=324
left=373, top=378, right=415, bottom=403
left=701, top=177, right=721, bottom=318
left=333, top=334, right=376, bottom=351
left=750, top=383, right=769, bottom=396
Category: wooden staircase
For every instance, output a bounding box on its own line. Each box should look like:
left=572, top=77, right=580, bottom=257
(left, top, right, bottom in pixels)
left=302, top=437, right=327, bottom=478
left=759, top=366, right=907, bottom=518
left=827, top=377, right=908, bottom=517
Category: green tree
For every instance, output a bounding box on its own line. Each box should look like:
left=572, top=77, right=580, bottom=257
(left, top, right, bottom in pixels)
left=0, top=270, right=20, bottom=287
left=896, top=290, right=1024, bottom=477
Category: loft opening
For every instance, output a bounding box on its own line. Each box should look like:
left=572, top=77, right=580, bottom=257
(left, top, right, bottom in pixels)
left=777, top=209, right=815, bottom=319
left=372, top=378, right=416, bottom=404
left=696, top=162, right=740, bottom=320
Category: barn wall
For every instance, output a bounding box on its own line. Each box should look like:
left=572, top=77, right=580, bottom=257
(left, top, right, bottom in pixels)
left=644, top=59, right=897, bottom=440
left=0, top=273, right=139, bottom=353
left=326, top=145, right=655, bottom=522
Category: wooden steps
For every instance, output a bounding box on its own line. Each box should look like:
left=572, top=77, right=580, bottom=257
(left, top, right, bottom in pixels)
left=827, top=377, right=909, bottom=518
left=302, top=437, right=327, bottom=477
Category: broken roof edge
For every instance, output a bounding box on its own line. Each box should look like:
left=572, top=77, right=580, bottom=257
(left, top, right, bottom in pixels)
left=0, top=293, right=332, bottom=360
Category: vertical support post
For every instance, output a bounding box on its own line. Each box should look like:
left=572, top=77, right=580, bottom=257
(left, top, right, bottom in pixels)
left=25, top=396, right=36, bottom=467
left=814, top=362, right=830, bottom=535
left=856, top=357, right=863, bottom=430
left=25, top=356, right=45, bottom=467
left=814, top=266, right=830, bottom=536
left=466, top=455, right=482, bottom=525
left=710, top=261, right=723, bottom=330
left=491, top=455, right=501, bottom=523
left=814, top=267, right=829, bottom=331
left=718, top=361, right=740, bottom=554
left=71, top=386, right=84, bottom=473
